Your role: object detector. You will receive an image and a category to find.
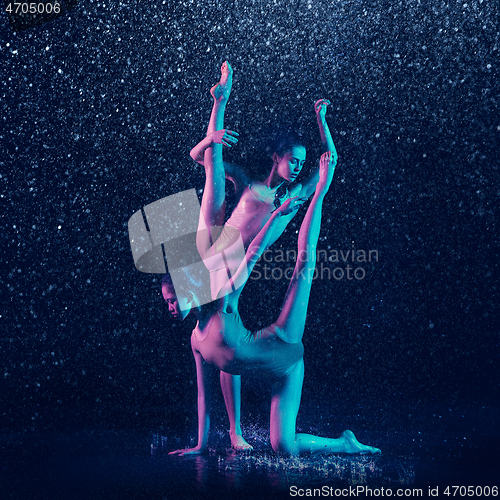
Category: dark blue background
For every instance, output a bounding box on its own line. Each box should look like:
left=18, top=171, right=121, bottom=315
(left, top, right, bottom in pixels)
left=1, top=0, right=498, bottom=467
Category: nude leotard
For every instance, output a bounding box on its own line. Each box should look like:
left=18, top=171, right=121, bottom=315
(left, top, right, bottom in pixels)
left=191, top=308, right=304, bottom=379
left=204, top=183, right=294, bottom=299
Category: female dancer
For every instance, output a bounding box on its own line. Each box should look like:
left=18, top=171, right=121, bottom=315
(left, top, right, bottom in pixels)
left=179, top=62, right=339, bottom=452
left=191, top=62, right=337, bottom=301
left=164, top=147, right=380, bottom=456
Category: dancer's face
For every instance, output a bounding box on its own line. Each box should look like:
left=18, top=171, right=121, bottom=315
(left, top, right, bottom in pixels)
left=274, top=146, right=306, bottom=182
left=162, top=284, right=191, bottom=320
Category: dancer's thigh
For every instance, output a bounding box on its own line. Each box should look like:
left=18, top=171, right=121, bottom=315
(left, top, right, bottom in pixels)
left=270, top=358, right=304, bottom=454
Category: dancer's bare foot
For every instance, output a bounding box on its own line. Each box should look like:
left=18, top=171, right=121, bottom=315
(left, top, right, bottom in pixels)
left=341, top=430, right=381, bottom=455
left=210, top=61, right=233, bottom=102
left=230, top=432, right=253, bottom=451
left=317, top=151, right=336, bottom=192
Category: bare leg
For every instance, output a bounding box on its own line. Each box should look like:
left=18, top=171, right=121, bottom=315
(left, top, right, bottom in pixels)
left=274, top=152, right=335, bottom=343
left=268, top=152, right=380, bottom=455
left=270, top=359, right=381, bottom=456
left=199, top=64, right=251, bottom=452
left=197, top=62, right=233, bottom=254
left=207, top=61, right=232, bottom=151
left=210, top=60, right=233, bottom=103
left=220, top=372, right=253, bottom=450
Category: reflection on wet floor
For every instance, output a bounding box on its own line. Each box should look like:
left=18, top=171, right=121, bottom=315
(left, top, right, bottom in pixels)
left=2, top=412, right=497, bottom=500
left=150, top=427, right=416, bottom=495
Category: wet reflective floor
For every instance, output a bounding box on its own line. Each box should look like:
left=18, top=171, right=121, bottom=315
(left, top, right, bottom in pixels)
left=2, top=409, right=498, bottom=500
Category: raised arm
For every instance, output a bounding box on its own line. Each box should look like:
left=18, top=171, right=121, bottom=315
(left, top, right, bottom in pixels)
left=169, top=343, right=212, bottom=456
left=190, top=129, right=239, bottom=164
left=299, top=99, right=338, bottom=199
left=190, top=130, right=251, bottom=193
left=190, top=134, right=215, bottom=165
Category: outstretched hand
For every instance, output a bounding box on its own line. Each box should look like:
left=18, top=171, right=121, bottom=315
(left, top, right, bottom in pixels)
left=274, top=196, right=308, bottom=216
left=168, top=446, right=205, bottom=456
left=314, top=99, right=330, bottom=120
left=211, top=129, right=239, bottom=147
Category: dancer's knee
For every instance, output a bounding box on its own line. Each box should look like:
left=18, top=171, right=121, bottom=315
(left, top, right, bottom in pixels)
left=270, top=433, right=298, bottom=456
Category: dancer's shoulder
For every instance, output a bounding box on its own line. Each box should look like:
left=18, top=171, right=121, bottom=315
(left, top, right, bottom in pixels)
left=248, top=181, right=271, bottom=201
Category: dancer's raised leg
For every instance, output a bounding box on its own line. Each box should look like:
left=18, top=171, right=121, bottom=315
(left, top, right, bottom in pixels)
left=197, top=64, right=249, bottom=452
left=274, top=151, right=335, bottom=344
left=190, top=62, right=236, bottom=166
left=269, top=151, right=380, bottom=455
left=206, top=61, right=233, bottom=165
left=209, top=61, right=233, bottom=115
left=196, top=62, right=234, bottom=254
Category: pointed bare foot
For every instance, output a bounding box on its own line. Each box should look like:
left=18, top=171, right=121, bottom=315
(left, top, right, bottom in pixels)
left=317, top=151, right=336, bottom=193
left=341, top=430, right=381, bottom=455
left=210, top=61, right=233, bottom=101
left=230, top=433, right=253, bottom=451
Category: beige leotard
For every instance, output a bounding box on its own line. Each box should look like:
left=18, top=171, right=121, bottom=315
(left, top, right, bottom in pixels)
left=191, top=309, right=304, bottom=379
left=203, top=183, right=296, bottom=299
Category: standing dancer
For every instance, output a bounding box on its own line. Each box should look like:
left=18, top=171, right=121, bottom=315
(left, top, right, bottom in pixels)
left=175, top=62, right=338, bottom=452
left=191, top=61, right=337, bottom=300
left=164, top=146, right=380, bottom=456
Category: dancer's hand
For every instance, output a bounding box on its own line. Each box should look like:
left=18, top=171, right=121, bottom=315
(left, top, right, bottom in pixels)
left=318, top=151, right=336, bottom=190
left=274, top=196, right=308, bottom=216
left=211, top=129, right=239, bottom=147
left=168, top=446, right=205, bottom=456
left=314, top=99, right=330, bottom=120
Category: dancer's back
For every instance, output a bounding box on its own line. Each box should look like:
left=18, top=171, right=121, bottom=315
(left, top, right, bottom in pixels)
left=190, top=302, right=304, bottom=379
